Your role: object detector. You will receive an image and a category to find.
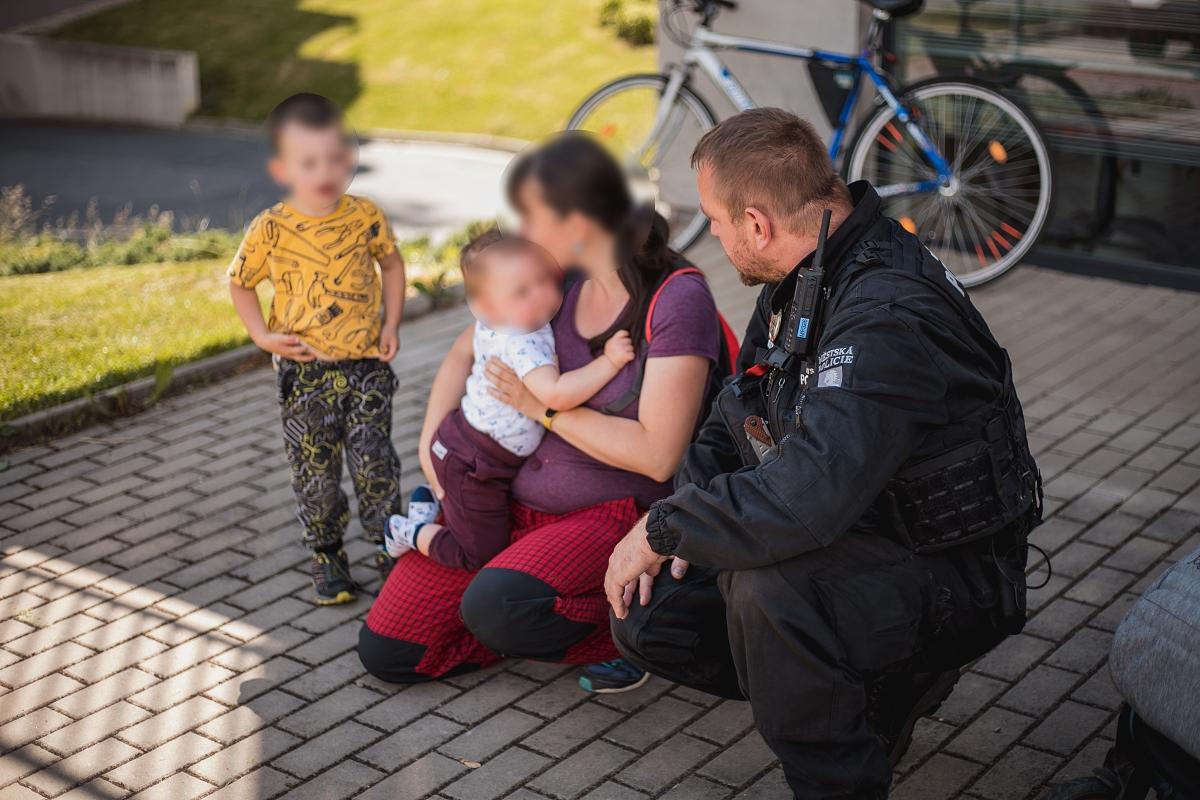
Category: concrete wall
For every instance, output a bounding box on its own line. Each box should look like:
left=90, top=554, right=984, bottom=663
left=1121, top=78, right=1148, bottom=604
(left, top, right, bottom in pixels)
left=658, top=1, right=868, bottom=140
left=0, top=34, right=199, bottom=127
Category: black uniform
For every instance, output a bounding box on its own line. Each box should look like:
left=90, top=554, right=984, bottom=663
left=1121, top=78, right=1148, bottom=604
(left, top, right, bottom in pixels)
left=612, top=183, right=1041, bottom=799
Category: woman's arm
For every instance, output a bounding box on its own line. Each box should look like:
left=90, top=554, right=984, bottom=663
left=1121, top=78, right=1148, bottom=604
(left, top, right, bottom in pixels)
left=420, top=324, right=474, bottom=498
left=488, top=354, right=709, bottom=483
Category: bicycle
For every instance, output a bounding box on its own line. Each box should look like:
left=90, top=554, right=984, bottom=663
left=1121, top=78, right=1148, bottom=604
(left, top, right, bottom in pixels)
left=567, top=0, right=1053, bottom=287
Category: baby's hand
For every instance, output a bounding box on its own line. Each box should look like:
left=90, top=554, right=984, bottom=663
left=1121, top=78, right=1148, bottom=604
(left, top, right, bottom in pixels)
left=604, top=330, right=636, bottom=368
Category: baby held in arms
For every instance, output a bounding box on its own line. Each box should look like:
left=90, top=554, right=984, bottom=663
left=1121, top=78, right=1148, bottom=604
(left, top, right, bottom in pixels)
left=384, top=230, right=635, bottom=571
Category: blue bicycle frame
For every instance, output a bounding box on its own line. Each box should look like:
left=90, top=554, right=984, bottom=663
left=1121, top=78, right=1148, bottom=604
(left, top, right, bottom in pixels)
left=657, top=20, right=952, bottom=198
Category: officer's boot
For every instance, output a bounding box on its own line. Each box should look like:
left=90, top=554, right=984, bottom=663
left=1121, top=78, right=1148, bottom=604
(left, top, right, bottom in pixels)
left=866, top=669, right=961, bottom=766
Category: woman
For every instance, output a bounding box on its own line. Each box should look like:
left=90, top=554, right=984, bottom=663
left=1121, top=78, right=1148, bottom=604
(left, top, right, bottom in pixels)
left=358, top=133, right=720, bottom=689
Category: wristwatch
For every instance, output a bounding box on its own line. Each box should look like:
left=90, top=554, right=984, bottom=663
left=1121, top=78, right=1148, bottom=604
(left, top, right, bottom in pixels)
left=645, top=502, right=681, bottom=556
left=540, top=408, right=558, bottom=431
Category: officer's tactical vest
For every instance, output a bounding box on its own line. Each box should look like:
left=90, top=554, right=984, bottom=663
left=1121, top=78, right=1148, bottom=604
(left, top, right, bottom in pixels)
left=836, top=221, right=1042, bottom=553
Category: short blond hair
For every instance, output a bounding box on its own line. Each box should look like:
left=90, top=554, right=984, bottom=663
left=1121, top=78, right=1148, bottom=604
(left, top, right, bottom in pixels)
left=692, top=108, right=850, bottom=235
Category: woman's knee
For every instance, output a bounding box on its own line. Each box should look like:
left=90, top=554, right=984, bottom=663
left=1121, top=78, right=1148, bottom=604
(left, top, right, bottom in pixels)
left=460, top=568, right=592, bottom=660
left=356, top=622, right=432, bottom=684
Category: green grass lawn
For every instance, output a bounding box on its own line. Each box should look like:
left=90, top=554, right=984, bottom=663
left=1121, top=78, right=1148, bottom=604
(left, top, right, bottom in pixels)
left=0, top=261, right=254, bottom=421
left=56, top=0, right=656, bottom=140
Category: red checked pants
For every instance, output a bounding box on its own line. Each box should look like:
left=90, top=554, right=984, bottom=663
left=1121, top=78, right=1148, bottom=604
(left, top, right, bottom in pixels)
left=358, top=497, right=642, bottom=681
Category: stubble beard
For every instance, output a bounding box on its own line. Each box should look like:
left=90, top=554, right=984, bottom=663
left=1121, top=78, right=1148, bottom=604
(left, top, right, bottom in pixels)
left=728, top=236, right=777, bottom=287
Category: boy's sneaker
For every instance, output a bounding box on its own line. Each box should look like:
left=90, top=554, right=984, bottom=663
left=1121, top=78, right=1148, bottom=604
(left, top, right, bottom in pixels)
left=310, top=549, right=357, bottom=606
left=374, top=548, right=395, bottom=583
left=408, top=485, right=440, bottom=525
left=578, top=659, right=651, bottom=694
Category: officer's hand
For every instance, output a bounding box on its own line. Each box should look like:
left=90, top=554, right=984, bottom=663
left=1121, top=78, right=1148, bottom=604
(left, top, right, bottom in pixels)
left=622, top=556, right=690, bottom=613
left=605, top=516, right=668, bottom=620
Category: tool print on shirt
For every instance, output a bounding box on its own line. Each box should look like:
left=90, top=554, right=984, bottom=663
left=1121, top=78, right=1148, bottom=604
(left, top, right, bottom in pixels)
left=228, top=195, right=398, bottom=359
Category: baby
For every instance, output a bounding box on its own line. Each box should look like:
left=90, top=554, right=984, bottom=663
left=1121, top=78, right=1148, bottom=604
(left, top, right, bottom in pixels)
left=385, top=230, right=634, bottom=570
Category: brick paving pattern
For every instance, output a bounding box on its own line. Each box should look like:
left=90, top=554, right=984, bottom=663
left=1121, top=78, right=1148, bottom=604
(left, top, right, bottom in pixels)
left=2, top=242, right=1199, bottom=799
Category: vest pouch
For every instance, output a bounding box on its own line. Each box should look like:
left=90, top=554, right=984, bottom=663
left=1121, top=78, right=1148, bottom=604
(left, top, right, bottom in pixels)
left=715, top=378, right=770, bottom=468
left=886, top=438, right=1015, bottom=554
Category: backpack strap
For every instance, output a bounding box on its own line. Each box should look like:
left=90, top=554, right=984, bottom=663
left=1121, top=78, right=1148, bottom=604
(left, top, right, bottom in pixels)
left=599, top=268, right=711, bottom=416
left=644, top=267, right=702, bottom=344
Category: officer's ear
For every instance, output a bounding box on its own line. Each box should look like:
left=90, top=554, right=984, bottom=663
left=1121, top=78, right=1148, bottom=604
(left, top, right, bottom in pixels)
left=743, top=206, right=773, bottom=251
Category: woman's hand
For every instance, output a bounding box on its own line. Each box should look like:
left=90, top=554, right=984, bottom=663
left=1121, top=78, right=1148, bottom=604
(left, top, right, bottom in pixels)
left=418, top=434, right=444, bottom=500
left=485, top=358, right=544, bottom=419
left=418, top=324, right=474, bottom=501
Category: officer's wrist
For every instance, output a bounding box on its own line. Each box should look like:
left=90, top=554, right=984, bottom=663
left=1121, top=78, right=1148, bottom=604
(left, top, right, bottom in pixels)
left=645, top=502, right=681, bottom=556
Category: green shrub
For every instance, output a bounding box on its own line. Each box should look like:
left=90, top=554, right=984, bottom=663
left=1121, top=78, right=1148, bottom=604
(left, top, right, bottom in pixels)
left=404, top=220, right=495, bottom=308
left=600, top=0, right=656, bottom=46
left=0, top=185, right=243, bottom=276
left=0, top=236, right=89, bottom=275
left=0, top=185, right=488, bottom=311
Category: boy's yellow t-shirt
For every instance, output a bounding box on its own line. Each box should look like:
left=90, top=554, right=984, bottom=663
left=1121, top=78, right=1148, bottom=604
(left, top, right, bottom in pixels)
left=229, top=195, right=397, bottom=360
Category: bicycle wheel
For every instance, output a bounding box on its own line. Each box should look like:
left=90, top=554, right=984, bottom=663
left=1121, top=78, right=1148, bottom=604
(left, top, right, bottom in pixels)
left=567, top=74, right=716, bottom=253
left=847, top=78, right=1052, bottom=287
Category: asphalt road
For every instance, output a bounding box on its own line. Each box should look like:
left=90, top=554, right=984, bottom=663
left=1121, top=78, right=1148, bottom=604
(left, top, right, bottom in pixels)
left=0, top=121, right=513, bottom=237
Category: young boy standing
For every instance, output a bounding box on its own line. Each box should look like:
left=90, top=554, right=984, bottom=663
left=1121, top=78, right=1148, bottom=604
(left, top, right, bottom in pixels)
left=229, top=93, right=405, bottom=605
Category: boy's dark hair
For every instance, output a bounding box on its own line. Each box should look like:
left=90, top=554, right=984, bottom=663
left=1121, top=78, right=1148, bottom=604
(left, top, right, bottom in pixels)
left=691, top=107, right=850, bottom=236
left=267, top=93, right=343, bottom=152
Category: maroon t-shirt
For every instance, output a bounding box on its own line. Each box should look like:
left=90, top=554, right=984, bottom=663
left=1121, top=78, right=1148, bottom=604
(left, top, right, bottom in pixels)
left=510, top=271, right=721, bottom=514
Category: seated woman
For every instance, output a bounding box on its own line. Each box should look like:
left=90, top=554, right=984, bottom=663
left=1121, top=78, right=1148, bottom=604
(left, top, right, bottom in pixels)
left=357, top=132, right=720, bottom=690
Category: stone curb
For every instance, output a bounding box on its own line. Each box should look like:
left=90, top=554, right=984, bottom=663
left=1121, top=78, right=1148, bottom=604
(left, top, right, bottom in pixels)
left=0, top=345, right=268, bottom=453
left=0, top=290, right=458, bottom=453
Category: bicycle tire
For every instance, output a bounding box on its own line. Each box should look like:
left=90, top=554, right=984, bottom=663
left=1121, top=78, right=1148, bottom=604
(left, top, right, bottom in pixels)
left=567, top=73, right=717, bottom=253
left=846, top=77, right=1053, bottom=287
left=978, top=62, right=1118, bottom=243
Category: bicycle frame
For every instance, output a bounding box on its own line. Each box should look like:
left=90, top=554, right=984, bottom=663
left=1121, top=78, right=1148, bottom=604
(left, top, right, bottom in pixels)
left=649, top=18, right=953, bottom=198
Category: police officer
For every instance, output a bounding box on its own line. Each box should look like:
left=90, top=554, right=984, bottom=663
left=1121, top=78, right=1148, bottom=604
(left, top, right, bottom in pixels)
left=604, top=108, right=1041, bottom=799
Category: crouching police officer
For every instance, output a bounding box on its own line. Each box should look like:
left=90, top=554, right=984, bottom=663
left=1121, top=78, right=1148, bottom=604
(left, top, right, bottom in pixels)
left=605, top=108, right=1042, bottom=799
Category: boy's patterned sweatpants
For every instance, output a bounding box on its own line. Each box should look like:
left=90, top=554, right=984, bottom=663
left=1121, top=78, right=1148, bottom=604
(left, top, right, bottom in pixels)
left=275, top=357, right=402, bottom=550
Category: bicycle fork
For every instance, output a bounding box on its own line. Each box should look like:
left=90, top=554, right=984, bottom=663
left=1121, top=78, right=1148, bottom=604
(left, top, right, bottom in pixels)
left=863, top=66, right=954, bottom=198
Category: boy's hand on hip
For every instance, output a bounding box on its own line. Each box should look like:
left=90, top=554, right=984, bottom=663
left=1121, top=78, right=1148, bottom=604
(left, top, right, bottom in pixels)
left=257, top=333, right=314, bottom=362
left=379, top=327, right=399, bottom=362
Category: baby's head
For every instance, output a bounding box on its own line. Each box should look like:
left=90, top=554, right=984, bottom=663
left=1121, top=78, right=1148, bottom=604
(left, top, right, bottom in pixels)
left=266, top=93, right=353, bottom=209
left=461, top=230, right=561, bottom=332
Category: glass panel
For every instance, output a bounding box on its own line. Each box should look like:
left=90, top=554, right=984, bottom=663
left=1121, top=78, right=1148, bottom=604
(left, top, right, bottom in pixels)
left=897, top=0, right=1200, bottom=272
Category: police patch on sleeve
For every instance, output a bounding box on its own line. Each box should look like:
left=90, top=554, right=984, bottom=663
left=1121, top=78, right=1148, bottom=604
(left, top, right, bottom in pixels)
left=817, top=345, right=854, bottom=388
left=817, top=365, right=842, bottom=388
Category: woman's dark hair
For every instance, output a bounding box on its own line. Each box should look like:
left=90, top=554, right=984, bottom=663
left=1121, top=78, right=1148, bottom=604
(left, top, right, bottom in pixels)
left=506, top=132, right=678, bottom=354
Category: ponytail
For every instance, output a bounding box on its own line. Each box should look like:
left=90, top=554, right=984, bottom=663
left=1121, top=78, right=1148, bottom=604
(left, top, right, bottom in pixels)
left=607, top=203, right=677, bottom=354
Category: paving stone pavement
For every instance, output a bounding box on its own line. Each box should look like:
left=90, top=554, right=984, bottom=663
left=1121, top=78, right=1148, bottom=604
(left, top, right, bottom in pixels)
left=2, top=243, right=1200, bottom=800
